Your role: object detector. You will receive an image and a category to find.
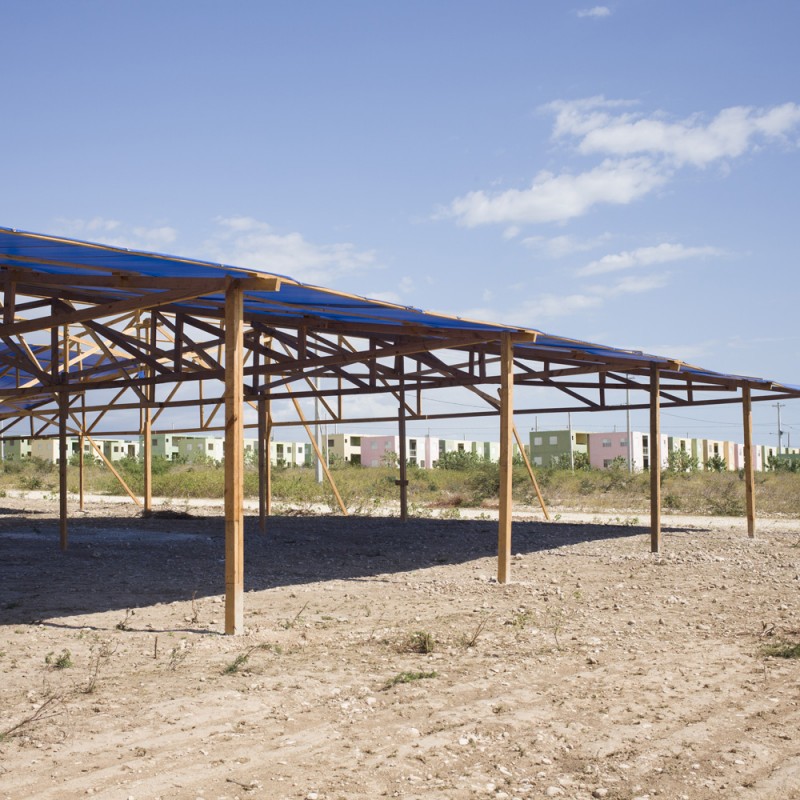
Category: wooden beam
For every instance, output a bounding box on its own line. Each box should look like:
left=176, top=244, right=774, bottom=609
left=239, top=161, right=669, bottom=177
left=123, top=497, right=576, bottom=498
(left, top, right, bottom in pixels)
left=286, top=386, right=348, bottom=516
left=85, top=434, right=142, bottom=507
left=512, top=423, right=550, bottom=521
left=497, top=334, right=514, bottom=584
left=224, top=280, right=245, bottom=635
left=3, top=286, right=223, bottom=338
left=650, top=365, right=661, bottom=553
left=742, top=384, right=756, bottom=537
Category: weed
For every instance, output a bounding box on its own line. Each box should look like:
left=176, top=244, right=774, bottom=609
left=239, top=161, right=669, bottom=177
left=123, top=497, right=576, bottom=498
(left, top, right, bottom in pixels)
left=508, top=609, right=534, bottom=629
left=222, top=643, right=280, bottom=675
left=45, top=649, right=73, bottom=669
left=115, top=608, right=134, bottom=631
left=462, top=616, right=489, bottom=648
left=402, top=630, right=435, bottom=654
left=223, top=652, right=251, bottom=675
left=0, top=693, right=64, bottom=742
left=761, top=640, right=800, bottom=659
left=383, top=670, right=438, bottom=690
left=83, top=639, right=117, bottom=694
left=280, top=601, right=309, bottom=630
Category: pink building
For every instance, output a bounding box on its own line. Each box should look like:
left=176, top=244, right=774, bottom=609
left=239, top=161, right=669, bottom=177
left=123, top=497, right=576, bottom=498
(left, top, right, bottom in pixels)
left=359, top=435, right=438, bottom=468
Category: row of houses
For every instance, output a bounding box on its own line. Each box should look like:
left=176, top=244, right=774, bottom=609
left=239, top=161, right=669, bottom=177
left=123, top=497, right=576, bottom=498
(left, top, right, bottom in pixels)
left=529, top=429, right=797, bottom=472
left=2, top=429, right=793, bottom=472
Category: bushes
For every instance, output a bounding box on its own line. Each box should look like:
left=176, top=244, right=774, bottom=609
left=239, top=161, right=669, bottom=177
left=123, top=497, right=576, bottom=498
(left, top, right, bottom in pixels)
left=2, top=451, right=799, bottom=517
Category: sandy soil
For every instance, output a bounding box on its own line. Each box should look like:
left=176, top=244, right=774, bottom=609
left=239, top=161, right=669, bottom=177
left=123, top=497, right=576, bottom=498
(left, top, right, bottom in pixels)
left=1, top=495, right=799, bottom=800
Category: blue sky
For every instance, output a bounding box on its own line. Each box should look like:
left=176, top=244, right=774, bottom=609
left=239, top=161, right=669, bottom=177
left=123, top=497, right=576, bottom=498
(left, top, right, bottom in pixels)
left=3, top=1, right=800, bottom=445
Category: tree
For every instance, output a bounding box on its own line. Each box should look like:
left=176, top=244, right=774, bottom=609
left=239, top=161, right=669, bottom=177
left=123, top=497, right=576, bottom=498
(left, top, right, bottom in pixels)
left=667, top=449, right=699, bottom=473
left=705, top=453, right=727, bottom=473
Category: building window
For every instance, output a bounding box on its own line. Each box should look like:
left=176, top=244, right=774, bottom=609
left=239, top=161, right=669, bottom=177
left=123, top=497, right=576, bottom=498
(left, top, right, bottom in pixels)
left=549, top=436, right=558, bottom=445
left=351, top=436, right=361, bottom=446
left=602, top=439, right=612, bottom=447
left=534, top=436, right=543, bottom=446
left=620, top=439, right=628, bottom=447
left=603, top=459, right=614, bottom=468
left=533, top=456, right=543, bottom=466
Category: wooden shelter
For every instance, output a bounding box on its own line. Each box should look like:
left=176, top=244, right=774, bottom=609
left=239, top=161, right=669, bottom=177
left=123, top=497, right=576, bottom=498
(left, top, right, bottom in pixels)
left=2, top=226, right=799, bottom=633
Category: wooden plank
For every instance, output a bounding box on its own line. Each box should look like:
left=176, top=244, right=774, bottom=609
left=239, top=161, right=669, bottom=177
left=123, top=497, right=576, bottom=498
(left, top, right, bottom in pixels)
left=497, top=334, right=514, bottom=584
left=512, top=423, right=550, bottom=521
left=85, top=434, right=142, bottom=507
left=743, top=384, right=756, bottom=537
left=287, top=386, right=348, bottom=516
left=650, top=365, right=662, bottom=553
left=224, top=280, right=245, bottom=635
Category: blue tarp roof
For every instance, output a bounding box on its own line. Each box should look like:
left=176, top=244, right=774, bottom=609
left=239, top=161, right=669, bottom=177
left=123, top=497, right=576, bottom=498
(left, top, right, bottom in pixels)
left=1, top=225, right=798, bottom=397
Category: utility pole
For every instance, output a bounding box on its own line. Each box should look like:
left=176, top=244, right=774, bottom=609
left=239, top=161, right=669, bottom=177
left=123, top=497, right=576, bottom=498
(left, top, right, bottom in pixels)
left=774, top=402, right=785, bottom=456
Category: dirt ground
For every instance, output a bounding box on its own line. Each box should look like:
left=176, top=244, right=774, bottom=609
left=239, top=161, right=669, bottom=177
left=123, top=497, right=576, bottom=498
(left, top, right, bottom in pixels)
left=1, top=495, right=799, bottom=800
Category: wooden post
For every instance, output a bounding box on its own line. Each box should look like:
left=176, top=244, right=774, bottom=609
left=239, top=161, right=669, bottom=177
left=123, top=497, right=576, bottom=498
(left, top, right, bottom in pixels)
left=649, top=365, right=661, bottom=553
left=224, top=280, right=245, bottom=635
left=397, top=365, right=408, bottom=522
left=79, top=392, right=85, bottom=512
left=143, top=409, right=152, bottom=512
left=397, top=410, right=408, bottom=521
left=58, top=390, right=68, bottom=551
left=497, top=334, right=514, bottom=583
left=258, top=395, right=268, bottom=531
left=743, top=384, right=756, bottom=537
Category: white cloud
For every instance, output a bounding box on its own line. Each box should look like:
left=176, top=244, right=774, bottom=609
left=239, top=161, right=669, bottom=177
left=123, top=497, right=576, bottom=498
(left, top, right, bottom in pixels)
left=522, top=232, right=612, bottom=258
left=445, top=158, right=665, bottom=227
left=578, top=242, right=723, bottom=276
left=550, top=97, right=800, bottom=167
left=206, top=216, right=378, bottom=285
left=576, top=6, right=611, bottom=18
left=53, top=217, right=178, bottom=250
left=441, top=97, right=800, bottom=232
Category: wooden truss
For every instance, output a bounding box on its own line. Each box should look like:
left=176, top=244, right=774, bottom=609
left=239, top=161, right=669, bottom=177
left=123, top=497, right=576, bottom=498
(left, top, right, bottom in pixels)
left=2, top=250, right=799, bottom=634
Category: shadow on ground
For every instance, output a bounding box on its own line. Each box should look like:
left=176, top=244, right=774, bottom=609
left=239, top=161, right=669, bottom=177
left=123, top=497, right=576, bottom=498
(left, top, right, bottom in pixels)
left=0, top=510, right=687, bottom=626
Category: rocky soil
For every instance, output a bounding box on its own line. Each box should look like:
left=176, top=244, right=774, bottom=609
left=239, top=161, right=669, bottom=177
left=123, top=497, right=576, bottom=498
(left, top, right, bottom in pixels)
left=1, top=495, right=799, bottom=799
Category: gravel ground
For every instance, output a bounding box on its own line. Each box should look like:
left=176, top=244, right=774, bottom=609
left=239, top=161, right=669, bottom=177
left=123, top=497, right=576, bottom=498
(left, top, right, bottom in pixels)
left=1, top=495, right=799, bottom=800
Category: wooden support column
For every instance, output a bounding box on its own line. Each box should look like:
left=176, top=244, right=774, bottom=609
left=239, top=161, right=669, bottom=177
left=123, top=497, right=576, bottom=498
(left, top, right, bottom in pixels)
left=224, top=280, right=245, bottom=635
left=58, top=390, right=68, bottom=551
left=397, top=361, right=408, bottom=521
left=143, top=410, right=152, bottom=512
left=79, top=391, right=85, bottom=512
left=257, top=395, right=272, bottom=531
left=649, top=365, right=661, bottom=553
left=497, top=334, right=514, bottom=584
left=742, top=384, right=756, bottom=537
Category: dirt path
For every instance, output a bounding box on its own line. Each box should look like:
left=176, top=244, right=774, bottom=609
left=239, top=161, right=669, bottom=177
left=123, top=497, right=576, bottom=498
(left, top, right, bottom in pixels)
left=1, top=498, right=799, bottom=799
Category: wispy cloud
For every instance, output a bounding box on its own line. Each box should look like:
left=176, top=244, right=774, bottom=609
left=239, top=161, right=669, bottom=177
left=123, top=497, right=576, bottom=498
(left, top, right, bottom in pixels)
left=53, top=217, right=178, bottom=250
left=443, top=158, right=665, bottom=226
left=205, top=216, right=379, bottom=285
left=577, top=242, right=723, bottom=276
left=522, top=232, right=612, bottom=258
left=442, top=97, right=800, bottom=230
left=548, top=96, right=800, bottom=167
left=576, top=6, right=612, bottom=18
